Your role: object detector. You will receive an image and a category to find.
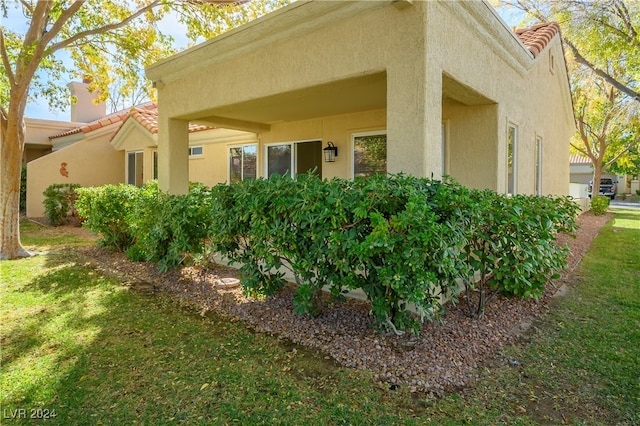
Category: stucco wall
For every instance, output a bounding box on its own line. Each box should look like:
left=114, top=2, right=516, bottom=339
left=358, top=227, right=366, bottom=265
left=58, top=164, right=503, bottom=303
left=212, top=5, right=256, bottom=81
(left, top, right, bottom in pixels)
left=262, top=109, right=386, bottom=179
left=442, top=98, right=498, bottom=189
left=188, top=143, right=229, bottom=186
left=429, top=1, right=573, bottom=196
left=26, top=135, right=124, bottom=217
left=148, top=1, right=574, bottom=196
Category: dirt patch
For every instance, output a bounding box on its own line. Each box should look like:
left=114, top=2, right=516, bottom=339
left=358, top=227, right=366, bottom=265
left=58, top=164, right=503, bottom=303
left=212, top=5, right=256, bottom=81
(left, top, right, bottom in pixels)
left=74, top=211, right=610, bottom=396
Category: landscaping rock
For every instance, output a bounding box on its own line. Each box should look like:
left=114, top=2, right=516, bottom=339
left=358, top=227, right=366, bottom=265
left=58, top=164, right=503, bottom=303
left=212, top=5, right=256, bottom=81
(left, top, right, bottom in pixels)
left=79, top=212, right=608, bottom=395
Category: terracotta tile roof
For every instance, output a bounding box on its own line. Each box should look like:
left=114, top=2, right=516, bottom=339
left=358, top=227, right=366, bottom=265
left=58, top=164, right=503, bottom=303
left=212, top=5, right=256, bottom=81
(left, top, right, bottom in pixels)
left=514, top=22, right=561, bottom=58
left=570, top=154, right=591, bottom=164
left=128, top=105, right=211, bottom=134
left=49, top=102, right=156, bottom=139
left=50, top=102, right=212, bottom=139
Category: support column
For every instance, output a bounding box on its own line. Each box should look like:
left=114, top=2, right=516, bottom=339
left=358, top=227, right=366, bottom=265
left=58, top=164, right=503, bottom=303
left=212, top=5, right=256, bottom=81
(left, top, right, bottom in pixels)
left=158, top=115, right=189, bottom=195
left=386, top=64, right=442, bottom=178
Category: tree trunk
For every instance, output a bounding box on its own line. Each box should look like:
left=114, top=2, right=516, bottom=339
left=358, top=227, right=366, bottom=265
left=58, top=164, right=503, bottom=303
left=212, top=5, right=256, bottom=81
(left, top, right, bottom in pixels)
left=592, top=161, right=603, bottom=199
left=1, top=96, right=31, bottom=260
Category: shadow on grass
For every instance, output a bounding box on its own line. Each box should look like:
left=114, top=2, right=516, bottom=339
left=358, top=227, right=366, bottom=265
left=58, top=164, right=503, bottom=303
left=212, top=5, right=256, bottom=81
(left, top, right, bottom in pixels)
left=2, top=253, right=395, bottom=426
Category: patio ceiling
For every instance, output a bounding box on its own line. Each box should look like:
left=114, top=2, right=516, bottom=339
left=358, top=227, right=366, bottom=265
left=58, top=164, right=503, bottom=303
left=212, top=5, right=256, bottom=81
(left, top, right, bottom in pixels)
left=180, top=72, right=387, bottom=132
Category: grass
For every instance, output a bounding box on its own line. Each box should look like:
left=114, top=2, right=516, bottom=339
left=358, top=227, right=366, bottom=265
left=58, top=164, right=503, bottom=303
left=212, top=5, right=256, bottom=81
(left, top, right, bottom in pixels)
left=1, top=213, right=638, bottom=425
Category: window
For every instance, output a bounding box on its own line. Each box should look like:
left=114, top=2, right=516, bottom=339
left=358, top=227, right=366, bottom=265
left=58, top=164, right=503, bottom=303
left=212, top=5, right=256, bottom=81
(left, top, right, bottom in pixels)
left=152, top=150, right=158, bottom=180
left=266, top=144, right=293, bottom=178
left=127, top=151, right=144, bottom=187
left=507, top=125, right=517, bottom=194
left=442, top=121, right=449, bottom=176
left=229, top=145, right=257, bottom=183
left=264, top=141, right=322, bottom=179
left=353, top=132, right=387, bottom=178
left=188, top=146, right=203, bottom=157
left=535, top=136, right=542, bottom=195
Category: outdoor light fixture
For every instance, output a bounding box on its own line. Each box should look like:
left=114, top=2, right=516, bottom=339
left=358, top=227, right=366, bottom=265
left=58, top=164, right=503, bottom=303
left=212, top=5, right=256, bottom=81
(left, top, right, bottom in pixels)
left=323, top=141, right=338, bottom=162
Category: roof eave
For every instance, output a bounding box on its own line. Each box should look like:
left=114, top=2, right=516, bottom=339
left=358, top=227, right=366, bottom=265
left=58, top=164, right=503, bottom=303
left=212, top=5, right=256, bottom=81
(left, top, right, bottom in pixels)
left=146, top=0, right=392, bottom=84
left=441, top=0, right=535, bottom=76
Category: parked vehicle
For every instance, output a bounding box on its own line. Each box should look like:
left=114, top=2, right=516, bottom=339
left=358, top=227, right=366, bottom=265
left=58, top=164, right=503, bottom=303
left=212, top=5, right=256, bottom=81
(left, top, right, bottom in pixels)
left=588, top=178, right=617, bottom=200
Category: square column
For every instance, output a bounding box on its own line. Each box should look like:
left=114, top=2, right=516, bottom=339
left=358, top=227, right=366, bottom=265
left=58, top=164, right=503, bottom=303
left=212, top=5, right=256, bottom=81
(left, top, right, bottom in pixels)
left=158, top=116, right=189, bottom=194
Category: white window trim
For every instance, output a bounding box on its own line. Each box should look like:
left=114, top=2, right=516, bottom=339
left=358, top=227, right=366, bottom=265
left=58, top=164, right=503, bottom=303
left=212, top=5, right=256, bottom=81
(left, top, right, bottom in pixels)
left=442, top=120, right=450, bottom=177
left=263, top=139, right=320, bottom=179
left=535, top=135, right=543, bottom=196
left=351, top=130, right=388, bottom=179
left=228, top=143, right=258, bottom=184
left=126, top=151, right=144, bottom=186
left=152, top=150, right=158, bottom=181
left=188, top=146, right=204, bottom=158
left=507, top=123, right=518, bottom=195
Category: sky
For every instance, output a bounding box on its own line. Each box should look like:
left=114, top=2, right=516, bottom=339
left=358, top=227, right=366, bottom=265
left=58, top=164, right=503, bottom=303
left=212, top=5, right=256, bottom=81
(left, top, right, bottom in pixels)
left=2, top=5, right=195, bottom=121
left=3, top=1, right=524, bottom=122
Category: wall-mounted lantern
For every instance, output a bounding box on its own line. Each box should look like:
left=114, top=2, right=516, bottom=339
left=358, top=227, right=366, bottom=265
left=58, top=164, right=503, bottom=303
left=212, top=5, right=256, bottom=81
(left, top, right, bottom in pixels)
left=323, top=141, right=338, bottom=163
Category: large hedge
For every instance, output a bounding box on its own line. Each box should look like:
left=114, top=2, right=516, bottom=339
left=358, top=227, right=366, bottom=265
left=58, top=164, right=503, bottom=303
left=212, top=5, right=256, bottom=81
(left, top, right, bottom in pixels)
left=75, top=175, right=579, bottom=334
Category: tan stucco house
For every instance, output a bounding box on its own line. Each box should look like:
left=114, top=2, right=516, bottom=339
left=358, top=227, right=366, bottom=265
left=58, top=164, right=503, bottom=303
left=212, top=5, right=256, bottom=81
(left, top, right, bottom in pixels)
left=145, top=0, right=574, bottom=197
left=27, top=0, right=576, bottom=218
left=26, top=83, right=256, bottom=217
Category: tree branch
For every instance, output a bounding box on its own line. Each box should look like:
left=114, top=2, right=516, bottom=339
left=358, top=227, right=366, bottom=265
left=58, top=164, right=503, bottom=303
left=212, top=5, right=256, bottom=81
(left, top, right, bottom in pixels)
left=570, top=143, right=590, bottom=158
left=605, top=143, right=636, bottom=169
left=564, top=38, right=640, bottom=102
left=0, top=27, right=15, bottom=87
left=614, top=0, right=638, bottom=44
left=19, top=0, right=33, bottom=15
left=47, top=0, right=162, bottom=53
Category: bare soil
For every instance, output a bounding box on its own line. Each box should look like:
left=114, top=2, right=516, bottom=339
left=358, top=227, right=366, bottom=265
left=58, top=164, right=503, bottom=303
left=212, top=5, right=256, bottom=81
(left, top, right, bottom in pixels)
left=75, top=211, right=610, bottom=395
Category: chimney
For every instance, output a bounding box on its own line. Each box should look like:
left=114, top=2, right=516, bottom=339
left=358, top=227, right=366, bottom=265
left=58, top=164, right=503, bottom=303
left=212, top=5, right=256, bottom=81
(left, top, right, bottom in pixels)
left=67, top=78, right=106, bottom=122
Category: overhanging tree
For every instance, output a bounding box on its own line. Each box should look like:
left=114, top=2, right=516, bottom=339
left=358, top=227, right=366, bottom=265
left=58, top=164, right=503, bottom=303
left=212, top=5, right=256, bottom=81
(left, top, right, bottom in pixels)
left=0, top=0, right=286, bottom=260
left=496, top=0, right=640, bottom=196
left=571, top=69, right=639, bottom=196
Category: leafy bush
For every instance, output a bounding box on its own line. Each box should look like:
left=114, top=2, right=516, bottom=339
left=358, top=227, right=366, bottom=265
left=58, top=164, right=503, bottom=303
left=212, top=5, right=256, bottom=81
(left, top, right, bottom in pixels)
left=210, top=173, right=469, bottom=334
left=78, top=174, right=579, bottom=335
left=461, top=191, right=579, bottom=318
left=590, top=195, right=610, bottom=215
left=75, top=184, right=139, bottom=251
left=129, top=182, right=214, bottom=271
left=636, top=189, right=640, bottom=196
left=43, top=183, right=81, bottom=225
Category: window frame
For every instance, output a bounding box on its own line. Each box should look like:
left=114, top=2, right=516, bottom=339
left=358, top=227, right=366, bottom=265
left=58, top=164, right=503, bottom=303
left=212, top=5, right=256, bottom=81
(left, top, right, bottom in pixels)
left=228, top=143, right=258, bottom=184
left=126, top=150, right=144, bottom=187
left=507, top=123, right=518, bottom=195
left=351, top=130, right=388, bottom=179
left=188, top=146, right=204, bottom=157
left=535, top=135, right=543, bottom=196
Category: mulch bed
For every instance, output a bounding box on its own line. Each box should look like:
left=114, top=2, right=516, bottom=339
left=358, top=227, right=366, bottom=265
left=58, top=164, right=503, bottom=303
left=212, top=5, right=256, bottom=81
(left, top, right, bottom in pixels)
left=76, top=211, right=610, bottom=395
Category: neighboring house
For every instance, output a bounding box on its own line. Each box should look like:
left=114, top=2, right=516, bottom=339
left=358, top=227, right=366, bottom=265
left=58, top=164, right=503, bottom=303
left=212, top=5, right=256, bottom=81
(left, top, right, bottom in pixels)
left=26, top=83, right=256, bottom=217
left=23, top=80, right=102, bottom=163
left=569, top=153, right=629, bottom=195
left=145, top=0, right=575, bottom=197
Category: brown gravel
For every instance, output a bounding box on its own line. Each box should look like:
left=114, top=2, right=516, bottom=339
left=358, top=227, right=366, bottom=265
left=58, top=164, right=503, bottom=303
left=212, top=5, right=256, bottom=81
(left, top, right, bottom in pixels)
left=76, top=211, right=610, bottom=396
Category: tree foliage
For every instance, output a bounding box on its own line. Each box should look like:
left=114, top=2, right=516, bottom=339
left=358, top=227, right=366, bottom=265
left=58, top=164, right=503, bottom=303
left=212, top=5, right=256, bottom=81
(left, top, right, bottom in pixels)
left=0, top=0, right=288, bottom=259
left=495, top=0, right=640, bottom=194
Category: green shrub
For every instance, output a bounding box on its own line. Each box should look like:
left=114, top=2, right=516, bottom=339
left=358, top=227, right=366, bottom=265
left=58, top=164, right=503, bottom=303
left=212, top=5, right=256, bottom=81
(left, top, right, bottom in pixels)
left=636, top=189, right=640, bottom=196
left=76, top=175, right=579, bottom=335
left=210, top=173, right=469, bottom=334
left=461, top=191, right=579, bottom=318
left=75, top=184, right=139, bottom=251
left=590, top=195, right=610, bottom=215
left=43, top=183, right=81, bottom=225
left=129, top=182, right=213, bottom=271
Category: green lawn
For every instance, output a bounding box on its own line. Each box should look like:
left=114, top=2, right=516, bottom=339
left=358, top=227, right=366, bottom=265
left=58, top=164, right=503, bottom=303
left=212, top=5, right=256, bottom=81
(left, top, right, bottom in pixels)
left=1, top=212, right=638, bottom=425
